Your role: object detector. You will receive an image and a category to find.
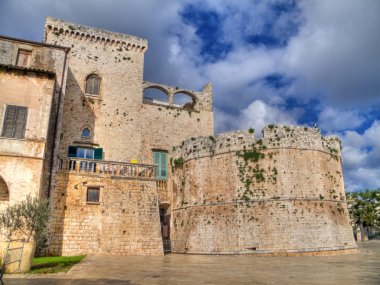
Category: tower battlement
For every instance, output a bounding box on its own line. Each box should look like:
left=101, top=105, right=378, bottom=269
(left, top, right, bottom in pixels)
left=173, top=125, right=341, bottom=162
left=45, top=17, right=147, bottom=53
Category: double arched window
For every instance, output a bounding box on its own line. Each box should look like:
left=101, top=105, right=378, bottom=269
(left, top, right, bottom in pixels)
left=85, top=74, right=100, bottom=95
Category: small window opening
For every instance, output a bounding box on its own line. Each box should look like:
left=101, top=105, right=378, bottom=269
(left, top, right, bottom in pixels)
left=85, top=74, right=100, bottom=95
left=87, top=187, right=100, bottom=203
left=1, top=105, right=28, bottom=139
left=81, top=128, right=91, bottom=138
left=16, top=50, right=31, bottom=67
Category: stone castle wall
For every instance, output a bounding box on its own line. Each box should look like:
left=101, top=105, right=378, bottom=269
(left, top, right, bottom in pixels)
left=44, top=17, right=147, bottom=162
left=44, top=17, right=214, bottom=255
left=44, top=17, right=214, bottom=165
left=140, top=101, right=214, bottom=203
left=171, top=126, right=357, bottom=255
left=48, top=172, right=163, bottom=256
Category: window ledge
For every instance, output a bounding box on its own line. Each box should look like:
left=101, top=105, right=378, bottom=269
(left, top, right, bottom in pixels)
left=84, top=94, right=101, bottom=100
left=86, top=202, right=100, bottom=205
left=0, top=136, right=45, bottom=142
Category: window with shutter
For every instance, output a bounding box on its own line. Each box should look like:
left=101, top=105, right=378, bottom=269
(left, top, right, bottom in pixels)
left=16, top=50, right=32, bottom=67
left=152, top=151, right=168, bottom=179
left=85, top=74, right=100, bottom=95
left=1, top=105, right=28, bottom=139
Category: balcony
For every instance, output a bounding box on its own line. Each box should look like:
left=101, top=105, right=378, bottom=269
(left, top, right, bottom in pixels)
left=57, top=158, right=156, bottom=180
left=156, top=180, right=168, bottom=191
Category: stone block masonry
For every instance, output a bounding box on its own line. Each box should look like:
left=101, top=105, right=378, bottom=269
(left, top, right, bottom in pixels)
left=49, top=172, right=163, bottom=256
left=171, top=126, right=357, bottom=255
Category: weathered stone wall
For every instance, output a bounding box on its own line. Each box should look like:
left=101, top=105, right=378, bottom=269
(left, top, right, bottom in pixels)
left=44, top=17, right=147, bottom=162
left=44, top=18, right=214, bottom=253
left=48, top=172, right=163, bottom=256
left=0, top=37, right=67, bottom=212
left=0, top=156, right=43, bottom=212
left=171, top=126, right=357, bottom=255
left=140, top=102, right=214, bottom=203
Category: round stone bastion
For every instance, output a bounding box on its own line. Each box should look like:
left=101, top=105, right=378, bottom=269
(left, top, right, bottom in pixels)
left=170, top=125, right=357, bottom=256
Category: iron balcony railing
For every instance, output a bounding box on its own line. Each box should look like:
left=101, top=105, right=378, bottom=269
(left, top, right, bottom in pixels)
left=57, top=157, right=156, bottom=179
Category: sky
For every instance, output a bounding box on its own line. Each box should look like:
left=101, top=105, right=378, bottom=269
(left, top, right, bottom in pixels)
left=0, top=0, right=379, bottom=192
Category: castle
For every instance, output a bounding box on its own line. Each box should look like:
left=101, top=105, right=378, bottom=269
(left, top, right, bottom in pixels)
left=0, top=17, right=356, bottom=256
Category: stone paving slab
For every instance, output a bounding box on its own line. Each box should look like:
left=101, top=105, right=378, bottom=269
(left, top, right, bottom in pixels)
left=2, top=241, right=380, bottom=285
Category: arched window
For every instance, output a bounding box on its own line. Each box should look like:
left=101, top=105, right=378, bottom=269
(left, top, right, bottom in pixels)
left=143, top=87, right=169, bottom=105
left=173, top=92, right=196, bottom=110
left=81, top=128, right=91, bottom=139
left=85, top=74, right=100, bottom=95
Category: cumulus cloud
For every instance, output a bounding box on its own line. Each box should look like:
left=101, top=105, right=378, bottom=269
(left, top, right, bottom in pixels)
left=1, top=0, right=379, bottom=192
left=341, top=121, right=380, bottom=192
left=283, top=0, right=380, bottom=106
left=215, top=100, right=298, bottom=134
left=318, top=107, right=365, bottom=132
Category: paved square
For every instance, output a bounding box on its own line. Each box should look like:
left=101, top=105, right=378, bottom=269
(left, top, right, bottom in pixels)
left=3, top=241, right=380, bottom=285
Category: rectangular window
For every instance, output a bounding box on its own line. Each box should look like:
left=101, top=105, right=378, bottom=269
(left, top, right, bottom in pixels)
left=153, top=150, right=168, bottom=179
left=16, top=50, right=32, bottom=67
left=1, top=105, right=28, bottom=139
left=67, top=147, right=103, bottom=172
left=77, top=147, right=95, bottom=159
left=87, top=187, right=100, bottom=203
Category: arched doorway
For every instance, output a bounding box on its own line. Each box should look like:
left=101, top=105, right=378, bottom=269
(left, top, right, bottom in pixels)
left=0, top=176, right=9, bottom=202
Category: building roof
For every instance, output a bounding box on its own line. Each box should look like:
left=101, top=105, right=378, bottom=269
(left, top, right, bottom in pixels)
left=0, top=63, right=56, bottom=77
left=0, top=35, right=69, bottom=50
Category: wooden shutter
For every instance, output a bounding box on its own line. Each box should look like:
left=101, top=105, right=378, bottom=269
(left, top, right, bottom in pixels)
left=86, top=75, right=100, bottom=95
left=68, top=146, right=77, bottom=157
left=2, top=105, right=27, bottom=138
left=153, top=152, right=160, bottom=178
left=13, top=107, right=27, bottom=139
left=94, top=148, right=103, bottom=160
left=2, top=105, right=17, bottom=137
left=161, top=152, right=168, bottom=178
left=16, top=50, right=31, bottom=67
left=153, top=151, right=168, bottom=179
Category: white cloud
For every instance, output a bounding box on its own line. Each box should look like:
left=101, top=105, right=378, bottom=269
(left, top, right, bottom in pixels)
left=318, top=107, right=365, bottom=132
left=215, top=100, right=298, bottom=134
left=341, top=121, right=380, bottom=192
left=1, top=0, right=379, bottom=193
left=283, top=0, right=380, bottom=105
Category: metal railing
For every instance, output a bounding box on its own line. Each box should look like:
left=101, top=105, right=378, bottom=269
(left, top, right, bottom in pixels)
left=57, top=158, right=156, bottom=179
left=0, top=239, right=25, bottom=283
left=162, top=240, right=187, bottom=254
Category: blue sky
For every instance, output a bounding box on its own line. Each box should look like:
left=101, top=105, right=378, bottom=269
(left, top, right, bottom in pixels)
left=0, top=0, right=379, bottom=192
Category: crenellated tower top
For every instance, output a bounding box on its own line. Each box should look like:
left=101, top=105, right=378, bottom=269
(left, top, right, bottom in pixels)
left=44, top=17, right=148, bottom=53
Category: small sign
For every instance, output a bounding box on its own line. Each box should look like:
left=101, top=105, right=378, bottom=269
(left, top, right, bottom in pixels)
left=131, top=159, right=138, bottom=164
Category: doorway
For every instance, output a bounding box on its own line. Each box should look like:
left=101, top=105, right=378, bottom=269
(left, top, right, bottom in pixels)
left=159, top=203, right=171, bottom=253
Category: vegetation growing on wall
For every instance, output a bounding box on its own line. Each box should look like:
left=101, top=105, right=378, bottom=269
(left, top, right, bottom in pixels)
left=236, top=139, right=277, bottom=200
left=170, top=157, right=184, bottom=171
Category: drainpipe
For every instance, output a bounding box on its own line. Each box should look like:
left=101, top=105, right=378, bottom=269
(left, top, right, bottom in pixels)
left=47, top=47, right=69, bottom=198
